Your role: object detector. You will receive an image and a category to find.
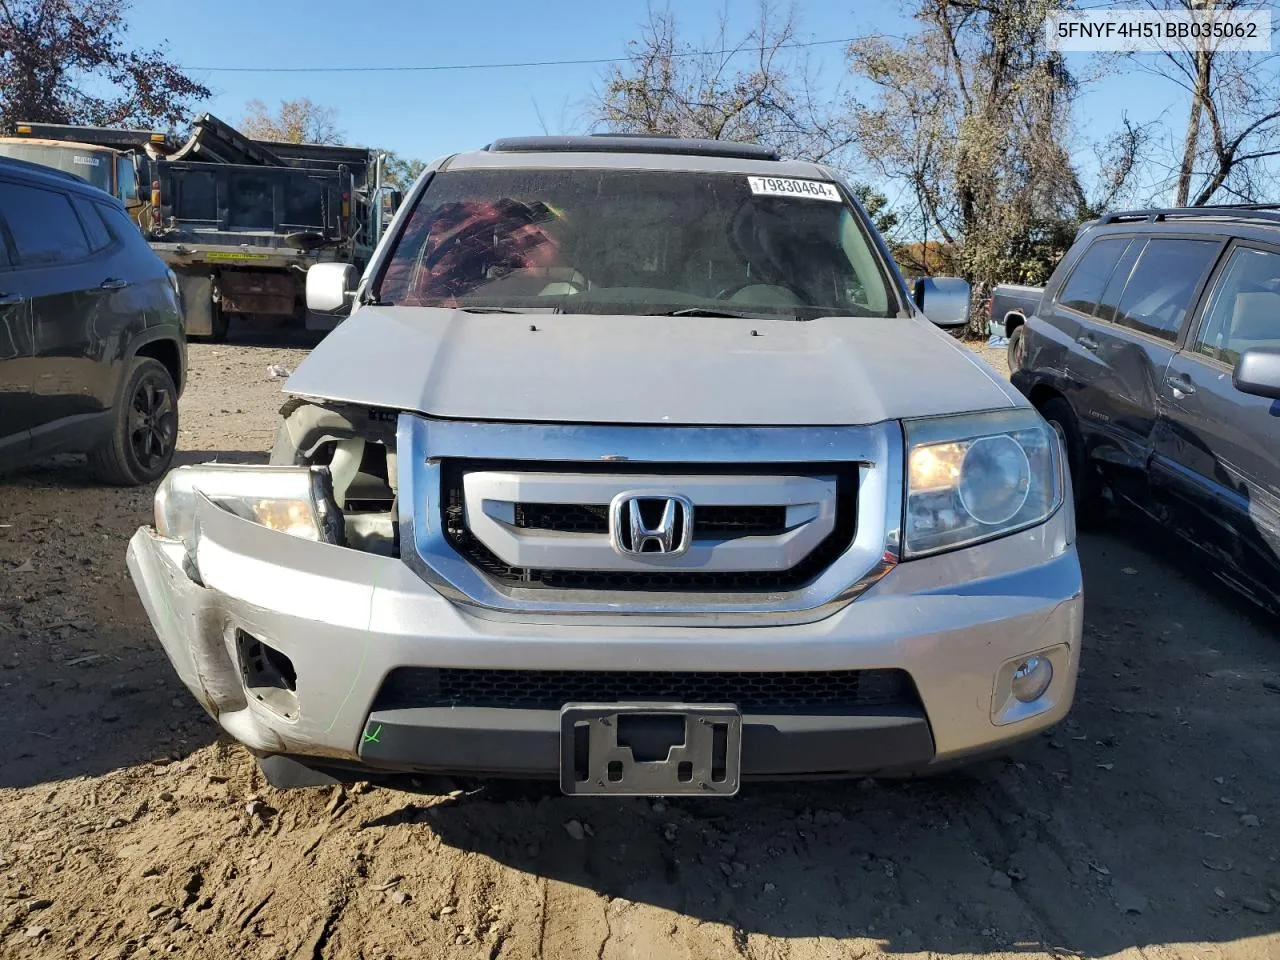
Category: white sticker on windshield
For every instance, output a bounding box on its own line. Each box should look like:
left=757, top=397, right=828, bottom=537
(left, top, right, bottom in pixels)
left=72, top=155, right=101, bottom=166
left=746, top=176, right=841, bottom=201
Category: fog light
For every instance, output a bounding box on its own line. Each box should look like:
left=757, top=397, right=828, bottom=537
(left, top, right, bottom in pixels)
left=1011, top=656, right=1053, bottom=702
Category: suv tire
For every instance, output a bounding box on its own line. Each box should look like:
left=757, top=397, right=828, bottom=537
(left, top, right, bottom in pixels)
left=89, top=356, right=179, bottom=486
left=1040, top=396, right=1103, bottom=524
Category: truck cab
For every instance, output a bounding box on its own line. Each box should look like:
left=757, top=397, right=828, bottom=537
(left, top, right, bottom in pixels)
left=0, top=122, right=172, bottom=227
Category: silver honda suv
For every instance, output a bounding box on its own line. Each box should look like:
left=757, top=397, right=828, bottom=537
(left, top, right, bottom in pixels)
left=127, top=135, right=1081, bottom=795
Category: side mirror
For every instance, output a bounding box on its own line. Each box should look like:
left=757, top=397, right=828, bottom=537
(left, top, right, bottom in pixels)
left=387, top=189, right=403, bottom=214
left=306, top=262, right=358, bottom=314
left=913, top=276, right=971, bottom=328
left=1233, top=346, right=1280, bottom=400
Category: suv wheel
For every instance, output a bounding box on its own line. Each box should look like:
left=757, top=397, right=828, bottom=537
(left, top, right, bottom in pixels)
left=1006, top=323, right=1026, bottom=372
left=89, top=357, right=179, bottom=486
left=1040, top=396, right=1103, bottom=524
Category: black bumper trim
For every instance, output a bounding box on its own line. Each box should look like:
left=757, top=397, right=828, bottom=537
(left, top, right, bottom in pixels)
left=356, top=706, right=935, bottom=778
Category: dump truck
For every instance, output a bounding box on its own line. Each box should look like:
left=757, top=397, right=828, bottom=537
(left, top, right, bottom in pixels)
left=145, top=114, right=400, bottom=341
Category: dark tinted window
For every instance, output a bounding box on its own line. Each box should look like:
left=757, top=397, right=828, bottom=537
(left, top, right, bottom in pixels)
left=1057, top=237, right=1130, bottom=314
left=0, top=180, right=90, bottom=265
left=1094, top=239, right=1141, bottom=322
left=1194, top=246, right=1280, bottom=365
left=0, top=223, right=10, bottom=267
left=72, top=195, right=112, bottom=252
left=98, top=203, right=148, bottom=254
left=1113, top=238, right=1219, bottom=342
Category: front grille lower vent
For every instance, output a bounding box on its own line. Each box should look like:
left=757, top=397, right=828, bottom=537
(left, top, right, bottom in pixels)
left=373, top=667, right=919, bottom=713
left=514, top=503, right=787, bottom=537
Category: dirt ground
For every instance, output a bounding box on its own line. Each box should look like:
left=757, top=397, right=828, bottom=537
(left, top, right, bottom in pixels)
left=2, top=332, right=1279, bottom=960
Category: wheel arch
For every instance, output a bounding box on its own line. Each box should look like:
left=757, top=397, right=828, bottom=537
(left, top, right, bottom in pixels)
left=128, top=330, right=185, bottom=395
left=1027, top=381, right=1066, bottom=413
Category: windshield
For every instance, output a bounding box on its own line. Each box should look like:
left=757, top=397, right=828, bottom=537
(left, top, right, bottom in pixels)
left=0, top=142, right=115, bottom=195
left=376, top=168, right=898, bottom=319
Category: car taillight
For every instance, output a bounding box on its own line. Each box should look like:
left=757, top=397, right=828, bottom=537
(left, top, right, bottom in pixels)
left=151, top=179, right=161, bottom=208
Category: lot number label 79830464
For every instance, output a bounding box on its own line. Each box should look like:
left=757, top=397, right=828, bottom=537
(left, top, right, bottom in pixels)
left=746, top=177, right=842, bottom=201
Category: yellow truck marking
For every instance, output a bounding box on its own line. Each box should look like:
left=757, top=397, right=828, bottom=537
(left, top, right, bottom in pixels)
left=203, top=252, right=273, bottom=261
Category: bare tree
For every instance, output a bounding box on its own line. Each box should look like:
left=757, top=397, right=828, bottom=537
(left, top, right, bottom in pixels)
left=595, top=3, right=857, bottom=168
left=1131, top=0, right=1280, bottom=205
left=594, top=3, right=901, bottom=234
left=0, top=0, right=209, bottom=131
left=849, top=0, right=1144, bottom=329
left=240, top=98, right=343, bottom=145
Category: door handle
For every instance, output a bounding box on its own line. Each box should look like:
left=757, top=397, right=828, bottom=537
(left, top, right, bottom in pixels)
left=1165, top=375, right=1196, bottom=397
left=1076, top=334, right=1099, bottom=352
left=99, top=277, right=129, bottom=290
left=0, top=292, right=24, bottom=306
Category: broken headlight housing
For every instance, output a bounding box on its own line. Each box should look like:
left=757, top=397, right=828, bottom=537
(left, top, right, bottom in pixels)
left=903, top=409, right=1064, bottom=558
left=154, top=464, right=344, bottom=547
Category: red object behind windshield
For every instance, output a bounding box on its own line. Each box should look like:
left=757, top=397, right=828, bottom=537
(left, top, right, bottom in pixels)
left=382, top=198, right=560, bottom=305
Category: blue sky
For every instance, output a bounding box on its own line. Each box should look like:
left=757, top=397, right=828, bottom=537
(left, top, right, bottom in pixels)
left=125, top=0, right=1186, bottom=195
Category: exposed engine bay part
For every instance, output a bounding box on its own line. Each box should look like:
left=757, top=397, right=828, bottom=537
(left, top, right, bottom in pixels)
left=271, top=400, right=399, bottom=556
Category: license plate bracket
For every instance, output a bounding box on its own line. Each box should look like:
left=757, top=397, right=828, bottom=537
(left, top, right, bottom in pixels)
left=559, top=702, right=742, bottom=796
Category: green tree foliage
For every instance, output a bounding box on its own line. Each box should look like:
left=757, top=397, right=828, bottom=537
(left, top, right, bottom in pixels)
left=377, top=150, right=427, bottom=189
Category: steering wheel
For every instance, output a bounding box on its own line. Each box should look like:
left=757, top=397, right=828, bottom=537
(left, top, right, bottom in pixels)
left=715, top=279, right=808, bottom=303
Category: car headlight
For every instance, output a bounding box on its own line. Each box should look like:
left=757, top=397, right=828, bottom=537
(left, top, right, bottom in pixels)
left=903, top=409, right=1063, bottom=558
left=154, top=464, right=343, bottom=547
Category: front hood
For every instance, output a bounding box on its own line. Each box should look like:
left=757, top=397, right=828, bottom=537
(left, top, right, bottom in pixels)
left=284, top=306, right=1020, bottom=426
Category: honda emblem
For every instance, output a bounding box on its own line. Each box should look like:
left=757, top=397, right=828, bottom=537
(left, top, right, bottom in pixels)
left=609, top=493, right=694, bottom=557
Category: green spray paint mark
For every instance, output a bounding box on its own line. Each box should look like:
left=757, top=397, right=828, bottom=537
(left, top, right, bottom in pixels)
left=362, top=724, right=382, bottom=745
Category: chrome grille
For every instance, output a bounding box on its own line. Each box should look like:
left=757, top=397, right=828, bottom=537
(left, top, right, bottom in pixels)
left=442, top=461, right=856, bottom=592
left=395, top=417, right=902, bottom=624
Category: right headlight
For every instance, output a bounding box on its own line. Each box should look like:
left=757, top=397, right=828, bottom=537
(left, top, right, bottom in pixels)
left=903, top=409, right=1064, bottom=558
left=154, top=464, right=343, bottom=549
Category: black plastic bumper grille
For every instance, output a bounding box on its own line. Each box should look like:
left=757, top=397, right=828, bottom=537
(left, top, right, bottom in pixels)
left=444, top=461, right=856, bottom=593
left=373, top=667, right=918, bottom=713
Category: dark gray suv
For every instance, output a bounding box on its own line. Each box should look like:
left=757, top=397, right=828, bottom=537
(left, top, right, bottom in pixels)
left=1012, top=206, right=1280, bottom=611
left=0, top=156, right=185, bottom=485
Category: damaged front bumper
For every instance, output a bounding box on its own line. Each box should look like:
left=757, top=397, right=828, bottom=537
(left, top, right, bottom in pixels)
left=127, top=490, right=1082, bottom=785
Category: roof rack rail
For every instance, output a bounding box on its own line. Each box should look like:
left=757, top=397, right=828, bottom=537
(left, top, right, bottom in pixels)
left=485, top=135, right=781, bottom=161
left=1100, top=205, right=1280, bottom=226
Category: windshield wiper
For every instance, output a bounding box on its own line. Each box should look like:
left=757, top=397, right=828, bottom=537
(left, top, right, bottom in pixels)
left=657, top=307, right=792, bottom=320
left=458, top=306, right=523, bottom=314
